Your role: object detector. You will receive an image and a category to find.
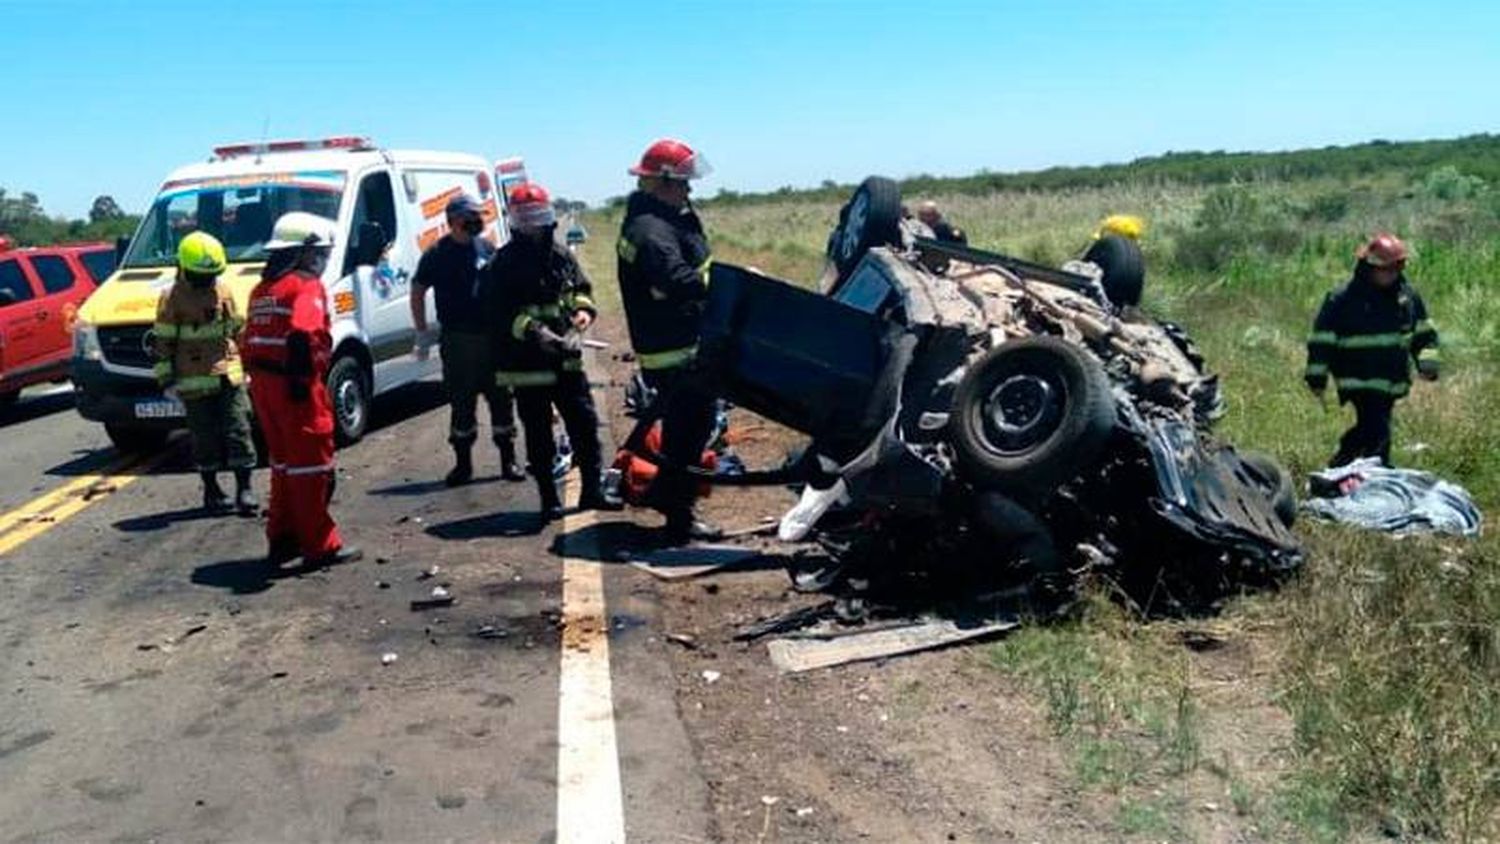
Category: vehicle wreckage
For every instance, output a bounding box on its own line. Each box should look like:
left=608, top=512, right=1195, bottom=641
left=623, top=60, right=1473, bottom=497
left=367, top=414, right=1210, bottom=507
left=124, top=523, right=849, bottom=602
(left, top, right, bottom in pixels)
left=624, top=177, right=1304, bottom=614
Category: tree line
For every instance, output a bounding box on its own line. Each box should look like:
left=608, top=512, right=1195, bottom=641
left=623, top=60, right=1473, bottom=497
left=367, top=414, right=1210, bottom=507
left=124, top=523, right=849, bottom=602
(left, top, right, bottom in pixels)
left=0, top=190, right=140, bottom=247
left=694, top=132, right=1500, bottom=207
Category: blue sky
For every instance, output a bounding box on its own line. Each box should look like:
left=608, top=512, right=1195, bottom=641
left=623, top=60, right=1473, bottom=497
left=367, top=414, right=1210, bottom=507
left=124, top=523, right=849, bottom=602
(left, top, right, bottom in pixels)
left=4, top=0, right=1498, bottom=218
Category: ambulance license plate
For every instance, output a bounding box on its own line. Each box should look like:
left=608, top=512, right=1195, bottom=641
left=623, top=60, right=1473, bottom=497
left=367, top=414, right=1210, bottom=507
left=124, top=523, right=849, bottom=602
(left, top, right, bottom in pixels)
left=134, top=398, right=186, bottom=419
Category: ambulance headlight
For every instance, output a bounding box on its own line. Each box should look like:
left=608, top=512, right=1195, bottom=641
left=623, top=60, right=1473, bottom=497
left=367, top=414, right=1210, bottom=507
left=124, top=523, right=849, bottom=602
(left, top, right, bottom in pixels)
left=73, top=321, right=102, bottom=362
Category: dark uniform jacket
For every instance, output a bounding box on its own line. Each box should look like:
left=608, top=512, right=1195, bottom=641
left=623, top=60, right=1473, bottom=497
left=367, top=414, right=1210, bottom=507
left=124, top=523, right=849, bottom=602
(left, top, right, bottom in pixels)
left=615, top=191, right=710, bottom=369
left=1305, top=269, right=1439, bottom=401
left=483, top=239, right=596, bottom=388
left=414, top=234, right=495, bottom=334
left=931, top=219, right=968, bottom=245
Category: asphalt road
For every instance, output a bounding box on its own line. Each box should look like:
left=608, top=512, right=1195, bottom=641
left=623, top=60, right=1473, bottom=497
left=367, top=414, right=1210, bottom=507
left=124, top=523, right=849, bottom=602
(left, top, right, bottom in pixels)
left=0, top=379, right=708, bottom=843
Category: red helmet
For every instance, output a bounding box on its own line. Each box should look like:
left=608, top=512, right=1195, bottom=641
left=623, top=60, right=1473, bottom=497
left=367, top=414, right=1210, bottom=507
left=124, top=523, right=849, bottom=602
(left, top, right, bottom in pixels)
left=508, top=182, right=556, bottom=228
left=1356, top=233, right=1408, bottom=269
left=628, top=138, right=711, bottom=180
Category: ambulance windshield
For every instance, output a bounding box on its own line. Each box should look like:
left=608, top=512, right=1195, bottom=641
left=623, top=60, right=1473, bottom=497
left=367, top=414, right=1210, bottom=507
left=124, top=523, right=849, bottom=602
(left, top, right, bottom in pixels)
left=122, top=171, right=345, bottom=270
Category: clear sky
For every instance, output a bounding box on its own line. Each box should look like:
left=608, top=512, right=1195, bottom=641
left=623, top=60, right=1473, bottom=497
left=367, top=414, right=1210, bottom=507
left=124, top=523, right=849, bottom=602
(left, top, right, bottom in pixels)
left=5, top=0, right=1498, bottom=218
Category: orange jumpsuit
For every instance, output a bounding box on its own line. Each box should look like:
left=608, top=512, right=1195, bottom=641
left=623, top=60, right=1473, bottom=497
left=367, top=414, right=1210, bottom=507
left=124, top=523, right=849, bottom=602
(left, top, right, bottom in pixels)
left=242, top=269, right=342, bottom=560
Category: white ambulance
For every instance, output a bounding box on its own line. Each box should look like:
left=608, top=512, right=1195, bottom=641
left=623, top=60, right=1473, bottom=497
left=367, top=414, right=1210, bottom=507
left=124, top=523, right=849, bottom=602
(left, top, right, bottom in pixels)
left=73, top=136, right=520, bottom=451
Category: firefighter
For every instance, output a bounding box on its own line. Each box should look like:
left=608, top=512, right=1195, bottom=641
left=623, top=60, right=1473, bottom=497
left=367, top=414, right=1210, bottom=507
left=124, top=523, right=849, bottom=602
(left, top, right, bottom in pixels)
left=916, top=200, right=967, bottom=245
left=483, top=183, right=608, bottom=522
left=1305, top=233, right=1440, bottom=467
left=616, top=138, right=722, bottom=544
left=152, top=231, right=257, bottom=515
left=412, top=193, right=526, bottom=486
left=243, top=213, right=361, bottom=567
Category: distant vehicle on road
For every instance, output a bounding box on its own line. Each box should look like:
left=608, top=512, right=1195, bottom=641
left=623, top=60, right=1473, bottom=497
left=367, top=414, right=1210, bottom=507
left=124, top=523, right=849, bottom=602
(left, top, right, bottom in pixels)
left=71, top=136, right=524, bottom=452
left=0, top=237, right=115, bottom=409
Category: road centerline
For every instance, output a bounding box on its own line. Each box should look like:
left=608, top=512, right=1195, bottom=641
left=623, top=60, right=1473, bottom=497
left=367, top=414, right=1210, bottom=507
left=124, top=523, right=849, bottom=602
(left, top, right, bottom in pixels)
left=0, top=452, right=165, bottom=557
left=555, top=477, right=627, bottom=844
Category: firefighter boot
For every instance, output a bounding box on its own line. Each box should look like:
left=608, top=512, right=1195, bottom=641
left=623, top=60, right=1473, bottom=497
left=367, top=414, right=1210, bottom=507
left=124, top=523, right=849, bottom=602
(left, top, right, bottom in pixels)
left=445, top=443, right=474, bottom=487
left=536, top=474, right=564, bottom=523
left=233, top=468, right=258, bottom=517
left=498, top=439, right=527, bottom=482
left=200, top=472, right=232, bottom=513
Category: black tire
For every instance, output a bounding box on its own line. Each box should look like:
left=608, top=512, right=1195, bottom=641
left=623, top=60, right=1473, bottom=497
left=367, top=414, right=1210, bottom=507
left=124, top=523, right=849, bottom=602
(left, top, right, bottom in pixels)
left=0, top=390, right=19, bottom=412
left=950, top=336, right=1116, bottom=495
left=327, top=355, right=370, bottom=446
left=1242, top=451, right=1297, bottom=527
left=1083, top=235, right=1145, bottom=307
left=827, top=177, right=903, bottom=283
left=105, top=423, right=170, bottom=454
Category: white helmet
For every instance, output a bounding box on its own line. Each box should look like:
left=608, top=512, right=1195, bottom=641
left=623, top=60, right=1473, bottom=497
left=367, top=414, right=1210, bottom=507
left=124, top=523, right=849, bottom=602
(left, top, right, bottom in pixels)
left=265, top=212, right=338, bottom=251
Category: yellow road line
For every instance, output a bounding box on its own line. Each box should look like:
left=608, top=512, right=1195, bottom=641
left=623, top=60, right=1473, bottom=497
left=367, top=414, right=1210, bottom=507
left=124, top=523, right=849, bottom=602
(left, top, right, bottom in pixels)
left=555, top=475, right=627, bottom=844
left=0, top=453, right=163, bottom=557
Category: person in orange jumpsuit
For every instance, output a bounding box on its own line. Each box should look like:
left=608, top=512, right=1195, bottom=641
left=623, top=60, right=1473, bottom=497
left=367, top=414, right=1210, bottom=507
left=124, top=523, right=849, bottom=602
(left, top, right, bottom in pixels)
left=242, top=212, right=361, bottom=567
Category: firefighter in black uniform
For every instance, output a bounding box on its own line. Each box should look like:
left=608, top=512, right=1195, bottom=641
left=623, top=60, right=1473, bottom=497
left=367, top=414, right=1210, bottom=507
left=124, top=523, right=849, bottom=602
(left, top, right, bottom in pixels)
left=1305, top=233, right=1440, bottom=467
left=484, top=182, right=608, bottom=522
left=616, top=138, right=722, bottom=544
left=412, top=193, right=526, bottom=486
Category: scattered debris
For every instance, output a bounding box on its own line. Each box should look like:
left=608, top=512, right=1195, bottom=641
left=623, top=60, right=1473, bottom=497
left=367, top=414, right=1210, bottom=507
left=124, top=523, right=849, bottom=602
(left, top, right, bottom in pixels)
left=1304, top=458, right=1482, bottom=537
left=381, top=652, right=398, bottom=666
left=736, top=602, right=837, bottom=641
left=767, top=618, right=1020, bottom=673
left=271, top=671, right=289, bottom=679
left=794, top=807, right=815, bottom=818
left=375, top=580, right=391, bottom=590
left=375, top=556, right=390, bottom=565
left=701, top=669, right=722, bottom=684
left=411, top=587, right=455, bottom=611
left=760, top=795, right=780, bottom=807
left=136, top=643, right=156, bottom=652
left=1178, top=629, right=1227, bottom=652
left=665, top=632, right=700, bottom=650
left=629, top=544, right=766, bottom=582
left=436, top=794, right=467, bottom=810
left=416, top=565, right=441, bottom=581
left=473, top=625, right=509, bottom=640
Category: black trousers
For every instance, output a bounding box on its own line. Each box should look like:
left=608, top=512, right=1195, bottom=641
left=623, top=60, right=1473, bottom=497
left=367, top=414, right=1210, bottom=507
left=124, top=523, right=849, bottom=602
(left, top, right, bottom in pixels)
left=1332, top=393, right=1395, bottom=467
left=440, top=330, right=515, bottom=447
left=514, top=371, right=604, bottom=491
left=642, top=366, right=718, bottom=523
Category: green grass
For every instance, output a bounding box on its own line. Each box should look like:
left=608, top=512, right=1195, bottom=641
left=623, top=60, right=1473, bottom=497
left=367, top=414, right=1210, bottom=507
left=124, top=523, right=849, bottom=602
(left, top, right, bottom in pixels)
left=578, top=169, right=1500, bottom=839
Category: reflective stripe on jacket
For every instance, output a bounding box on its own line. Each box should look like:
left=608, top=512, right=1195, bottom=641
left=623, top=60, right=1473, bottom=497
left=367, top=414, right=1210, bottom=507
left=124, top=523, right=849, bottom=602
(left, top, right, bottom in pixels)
left=616, top=191, right=710, bottom=368
left=152, top=278, right=245, bottom=397
left=484, top=238, right=594, bottom=388
left=1305, top=271, right=1439, bottom=399
left=242, top=270, right=332, bottom=381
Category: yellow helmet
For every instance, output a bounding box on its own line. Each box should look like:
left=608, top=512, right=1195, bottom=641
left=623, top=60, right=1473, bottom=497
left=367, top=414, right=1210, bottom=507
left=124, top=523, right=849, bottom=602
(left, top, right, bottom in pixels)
left=1096, top=214, right=1146, bottom=241
left=177, top=231, right=227, bottom=275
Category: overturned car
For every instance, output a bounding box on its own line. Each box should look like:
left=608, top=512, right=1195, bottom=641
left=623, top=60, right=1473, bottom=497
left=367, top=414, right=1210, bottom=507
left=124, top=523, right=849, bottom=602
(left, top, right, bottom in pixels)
left=634, top=178, right=1303, bottom=613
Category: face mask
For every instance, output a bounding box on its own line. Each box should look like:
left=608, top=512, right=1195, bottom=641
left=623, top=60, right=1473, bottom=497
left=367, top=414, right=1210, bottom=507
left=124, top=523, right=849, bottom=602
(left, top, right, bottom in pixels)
left=299, top=248, right=330, bottom=277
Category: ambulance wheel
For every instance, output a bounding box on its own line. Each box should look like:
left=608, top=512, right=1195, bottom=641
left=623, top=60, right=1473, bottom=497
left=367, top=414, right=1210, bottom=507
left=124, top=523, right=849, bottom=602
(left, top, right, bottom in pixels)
left=105, top=423, right=169, bottom=455
left=328, top=355, right=370, bottom=446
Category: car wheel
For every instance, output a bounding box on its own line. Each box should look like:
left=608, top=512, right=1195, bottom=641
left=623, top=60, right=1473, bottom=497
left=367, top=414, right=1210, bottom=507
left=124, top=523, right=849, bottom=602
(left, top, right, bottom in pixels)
left=328, top=355, right=370, bottom=446
left=0, top=390, right=18, bottom=412
left=105, top=423, right=169, bottom=455
left=1083, top=234, right=1145, bottom=307
left=950, top=336, right=1116, bottom=496
left=1242, top=451, right=1297, bottom=527
left=827, top=176, right=903, bottom=286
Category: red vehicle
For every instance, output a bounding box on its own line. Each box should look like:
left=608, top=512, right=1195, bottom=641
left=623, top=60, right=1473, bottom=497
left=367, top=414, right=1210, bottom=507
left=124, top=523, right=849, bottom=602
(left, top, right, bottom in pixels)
left=0, top=237, right=117, bottom=408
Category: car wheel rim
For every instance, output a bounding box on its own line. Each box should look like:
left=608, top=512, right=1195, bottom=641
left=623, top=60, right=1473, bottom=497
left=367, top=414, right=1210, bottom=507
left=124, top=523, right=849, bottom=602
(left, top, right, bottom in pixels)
left=336, top=376, right=364, bottom=434
left=838, top=192, right=869, bottom=263
left=981, top=373, right=1064, bottom=453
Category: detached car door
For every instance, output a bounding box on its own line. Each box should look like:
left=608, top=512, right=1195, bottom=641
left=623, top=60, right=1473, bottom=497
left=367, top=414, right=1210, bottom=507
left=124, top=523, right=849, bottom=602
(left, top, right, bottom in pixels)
left=0, top=256, right=46, bottom=380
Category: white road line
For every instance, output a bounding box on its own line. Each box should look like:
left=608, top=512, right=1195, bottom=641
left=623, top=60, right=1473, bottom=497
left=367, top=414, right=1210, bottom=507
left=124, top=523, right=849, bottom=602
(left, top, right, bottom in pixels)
left=555, top=482, right=627, bottom=844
